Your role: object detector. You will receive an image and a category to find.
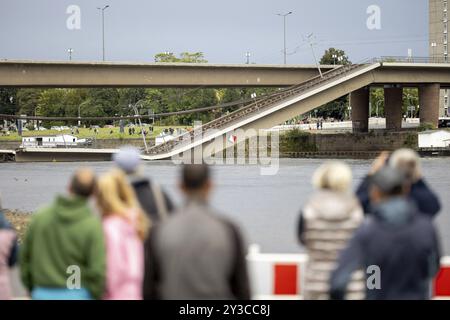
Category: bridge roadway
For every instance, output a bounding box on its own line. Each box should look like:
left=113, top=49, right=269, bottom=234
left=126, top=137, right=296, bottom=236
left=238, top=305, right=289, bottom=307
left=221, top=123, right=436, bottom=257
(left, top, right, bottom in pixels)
left=2, top=59, right=450, bottom=88
left=0, top=60, right=335, bottom=88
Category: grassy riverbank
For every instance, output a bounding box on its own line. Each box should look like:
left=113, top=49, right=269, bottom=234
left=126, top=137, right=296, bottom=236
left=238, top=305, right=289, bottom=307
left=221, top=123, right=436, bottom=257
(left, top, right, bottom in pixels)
left=0, top=126, right=188, bottom=141
left=4, top=210, right=32, bottom=243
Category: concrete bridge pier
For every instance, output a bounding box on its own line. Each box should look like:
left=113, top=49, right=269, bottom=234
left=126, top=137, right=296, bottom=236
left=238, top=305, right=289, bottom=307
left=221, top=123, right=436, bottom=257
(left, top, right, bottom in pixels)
left=351, top=87, right=370, bottom=133
left=419, top=83, right=440, bottom=127
left=384, top=86, right=403, bottom=131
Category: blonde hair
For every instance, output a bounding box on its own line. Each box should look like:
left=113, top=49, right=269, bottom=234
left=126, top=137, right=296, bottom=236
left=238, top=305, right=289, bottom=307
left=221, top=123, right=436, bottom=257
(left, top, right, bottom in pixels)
left=389, top=148, right=421, bottom=182
left=96, top=169, right=150, bottom=240
left=312, top=161, right=352, bottom=193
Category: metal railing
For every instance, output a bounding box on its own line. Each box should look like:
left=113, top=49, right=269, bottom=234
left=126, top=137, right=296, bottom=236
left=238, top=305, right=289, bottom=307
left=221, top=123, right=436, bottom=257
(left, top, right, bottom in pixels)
left=147, top=61, right=375, bottom=156
left=378, top=56, right=450, bottom=64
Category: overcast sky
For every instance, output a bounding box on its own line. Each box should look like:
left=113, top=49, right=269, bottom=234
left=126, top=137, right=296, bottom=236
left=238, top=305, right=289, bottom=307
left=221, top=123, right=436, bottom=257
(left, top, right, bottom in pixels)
left=0, top=0, right=428, bottom=64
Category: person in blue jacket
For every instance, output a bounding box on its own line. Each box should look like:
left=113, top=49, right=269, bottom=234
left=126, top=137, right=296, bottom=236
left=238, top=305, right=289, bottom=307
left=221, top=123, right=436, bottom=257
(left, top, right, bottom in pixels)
left=330, top=166, right=441, bottom=300
left=356, top=149, right=441, bottom=218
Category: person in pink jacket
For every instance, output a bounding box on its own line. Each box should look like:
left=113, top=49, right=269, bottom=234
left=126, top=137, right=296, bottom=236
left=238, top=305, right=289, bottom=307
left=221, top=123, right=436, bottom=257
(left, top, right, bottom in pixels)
left=96, top=169, right=150, bottom=300
left=0, top=201, right=18, bottom=300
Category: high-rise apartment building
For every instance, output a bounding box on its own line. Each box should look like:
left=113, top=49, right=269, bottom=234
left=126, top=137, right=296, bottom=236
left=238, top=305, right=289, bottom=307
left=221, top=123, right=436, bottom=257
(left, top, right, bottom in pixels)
left=429, top=0, right=449, bottom=116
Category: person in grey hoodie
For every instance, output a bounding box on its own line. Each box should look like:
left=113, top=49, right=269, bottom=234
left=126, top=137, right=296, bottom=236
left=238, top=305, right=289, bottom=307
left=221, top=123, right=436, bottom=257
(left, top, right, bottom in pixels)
left=330, top=166, right=441, bottom=300
left=143, top=164, right=250, bottom=300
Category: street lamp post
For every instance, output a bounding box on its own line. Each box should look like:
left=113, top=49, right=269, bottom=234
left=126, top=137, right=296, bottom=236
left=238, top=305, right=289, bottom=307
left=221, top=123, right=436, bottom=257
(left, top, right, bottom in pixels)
left=332, top=54, right=344, bottom=65
left=431, top=42, right=437, bottom=62
left=78, top=105, right=81, bottom=127
left=130, top=101, right=149, bottom=154
left=34, top=106, right=41, bottom=130
left=277, top=11, right=293, bottom=65
left=306, top=33, right=323, bottom=78
left=67, top=48, right=73, bottom=61
left=245, top=52, right=251, bottom=64
left=97, top=5, right=110, bottom=61
left=375, top=100, right=383, bottom=118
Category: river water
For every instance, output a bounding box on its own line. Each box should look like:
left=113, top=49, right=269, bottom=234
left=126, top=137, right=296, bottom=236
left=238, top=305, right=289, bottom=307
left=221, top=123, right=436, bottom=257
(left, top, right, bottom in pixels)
left=0, top=158, right=449, bottom=255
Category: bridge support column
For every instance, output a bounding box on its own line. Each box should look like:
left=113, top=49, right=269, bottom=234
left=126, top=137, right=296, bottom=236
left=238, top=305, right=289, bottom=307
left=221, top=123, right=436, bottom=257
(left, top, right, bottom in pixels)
left=384, top=87, right=403, bottom=131
left=351, top=88, right=369, bottom=133
left=419, top=84, right=440, bottom=128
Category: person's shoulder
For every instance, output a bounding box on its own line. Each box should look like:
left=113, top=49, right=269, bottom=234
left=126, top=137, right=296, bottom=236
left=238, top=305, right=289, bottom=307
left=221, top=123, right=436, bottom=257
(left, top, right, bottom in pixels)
left=78, top=210, right=103, bottom=232
left=352, top=215, right=376, bottom=240
left=31, top=203, right=56, bottom=223
left=212, top=211, right=244, bottom=239
left=413, top=212, right=436, bottom=230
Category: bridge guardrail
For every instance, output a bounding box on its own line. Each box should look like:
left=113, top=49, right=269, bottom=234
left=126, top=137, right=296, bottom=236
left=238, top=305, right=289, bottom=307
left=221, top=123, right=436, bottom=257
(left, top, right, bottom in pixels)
left=247, top=246, right=450, bottom=300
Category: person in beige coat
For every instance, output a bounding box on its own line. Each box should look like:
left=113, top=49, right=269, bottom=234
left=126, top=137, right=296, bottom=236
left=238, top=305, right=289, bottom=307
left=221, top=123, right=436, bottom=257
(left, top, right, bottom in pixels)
left=298, top=161, right=364, bottom=300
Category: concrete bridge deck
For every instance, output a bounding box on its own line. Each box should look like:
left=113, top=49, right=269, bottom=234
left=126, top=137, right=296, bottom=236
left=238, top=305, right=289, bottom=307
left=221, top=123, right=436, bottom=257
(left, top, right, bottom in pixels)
left=0, top=60, right=336, bottom=88
left=2, top=59, right=450, bottom=88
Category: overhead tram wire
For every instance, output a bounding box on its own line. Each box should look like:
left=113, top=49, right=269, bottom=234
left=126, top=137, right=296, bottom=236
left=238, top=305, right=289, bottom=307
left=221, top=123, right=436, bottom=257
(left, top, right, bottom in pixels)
left=0, top=93, right=275, bottom=122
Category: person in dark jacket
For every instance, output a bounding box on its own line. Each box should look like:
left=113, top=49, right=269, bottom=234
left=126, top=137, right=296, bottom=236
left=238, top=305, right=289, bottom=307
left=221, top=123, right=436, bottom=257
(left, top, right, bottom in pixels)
left=113, top=147, right=174, bottom=222
left=0, top=197, right=19, bottom=300
left=330, top=166, right=441, bottom=300
left=143, top=164, right=250, bottom=300
left=356, top=149, right=441, bottom=217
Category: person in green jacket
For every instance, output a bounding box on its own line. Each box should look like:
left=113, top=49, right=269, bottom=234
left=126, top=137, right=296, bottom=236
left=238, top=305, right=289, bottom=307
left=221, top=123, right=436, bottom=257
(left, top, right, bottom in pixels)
left=20, top=168, right=106, bottom=300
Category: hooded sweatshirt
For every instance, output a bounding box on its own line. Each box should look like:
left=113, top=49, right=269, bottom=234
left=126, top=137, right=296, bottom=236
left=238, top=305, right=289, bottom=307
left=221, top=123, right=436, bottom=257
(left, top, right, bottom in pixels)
left=330, top=197, right=441, bottom=300
left=20, top=195, right=106, bottom=299
left=298, top=190, right=365, bottom=300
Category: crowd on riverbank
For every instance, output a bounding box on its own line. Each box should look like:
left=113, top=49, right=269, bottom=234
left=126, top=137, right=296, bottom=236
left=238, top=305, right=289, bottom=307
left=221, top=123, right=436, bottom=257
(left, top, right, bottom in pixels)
left=0, top=147, right=444, bottom=300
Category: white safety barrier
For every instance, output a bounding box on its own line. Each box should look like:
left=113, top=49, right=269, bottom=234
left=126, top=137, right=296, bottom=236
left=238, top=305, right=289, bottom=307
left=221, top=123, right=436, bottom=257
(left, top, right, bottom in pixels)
left=247, top=245, right=450, bottom=300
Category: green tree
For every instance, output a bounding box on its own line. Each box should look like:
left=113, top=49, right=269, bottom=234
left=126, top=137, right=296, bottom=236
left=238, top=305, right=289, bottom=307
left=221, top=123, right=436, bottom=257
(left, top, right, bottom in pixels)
left=149, top=52, right=217, bottom=125
left=17, top=89, right=43, bottom=115
left=0, top=88, right=18, bottom=115
left=38, top=89, right=67, bottom=126
left=370, top=88, right=384, bottom=117
left=403, top=88, right=419, bottom=117
left=319, top=48, right=351, bottom=66
left=154, top=52, right=207, bottom=63
left=313, top=48, right=352, bottom=119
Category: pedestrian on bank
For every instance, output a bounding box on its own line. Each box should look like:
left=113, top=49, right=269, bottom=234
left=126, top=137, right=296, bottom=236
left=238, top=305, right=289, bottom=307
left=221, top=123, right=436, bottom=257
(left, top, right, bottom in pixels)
left=20, top=168, right=106, bottom=300
left=113, top=147, right=174, bottom=222
left=0, top=196, right=19, bottom=300
left=143, top=164, right=250, bottom=300
left=356, top=149, right=441, bottom=217
left=96, top=169, right=150, bottom=300
left=330, top=166, right=441, bottom=300
left=298, top=161, right=365, bottom=300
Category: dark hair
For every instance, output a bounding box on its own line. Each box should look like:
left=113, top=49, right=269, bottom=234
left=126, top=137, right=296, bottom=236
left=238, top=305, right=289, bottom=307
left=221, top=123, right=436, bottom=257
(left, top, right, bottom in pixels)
left=70, top=169, right=96, bottom=198
left=182, top=164, right=210, bottom=191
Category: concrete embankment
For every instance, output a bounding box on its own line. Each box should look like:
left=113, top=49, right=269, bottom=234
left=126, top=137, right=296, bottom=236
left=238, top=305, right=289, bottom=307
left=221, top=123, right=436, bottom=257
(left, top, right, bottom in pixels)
left=0, top=131, right=419, bottom=161
left=278, top=131, right=418, bottom=158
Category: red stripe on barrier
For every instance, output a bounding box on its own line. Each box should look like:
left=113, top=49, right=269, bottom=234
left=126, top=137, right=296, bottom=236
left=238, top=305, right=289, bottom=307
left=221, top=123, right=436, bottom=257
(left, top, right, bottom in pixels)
left=274, top=264, right=298, bottom=295
left=434, top=266, right=450, bottom=297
